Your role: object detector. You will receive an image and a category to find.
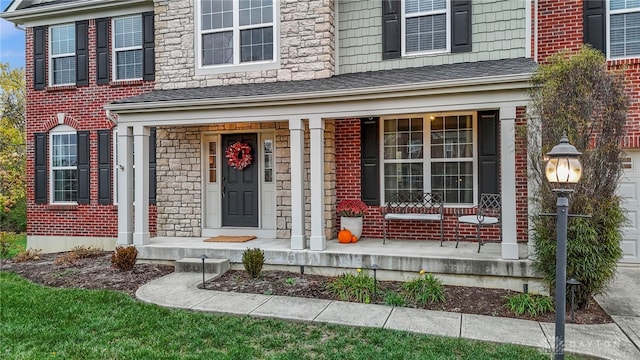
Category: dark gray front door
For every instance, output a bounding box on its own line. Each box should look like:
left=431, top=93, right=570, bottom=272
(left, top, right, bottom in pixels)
left=221, top=133, right=258, bottom=227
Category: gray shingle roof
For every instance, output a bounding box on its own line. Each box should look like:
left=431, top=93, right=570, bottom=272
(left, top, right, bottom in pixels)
left=13, top=0, right=80, bottom=10
left=114, top=57, right=536, bottom=105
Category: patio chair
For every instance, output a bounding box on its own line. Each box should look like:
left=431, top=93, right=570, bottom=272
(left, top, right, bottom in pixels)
left=455, top=193, right=501, bottom=253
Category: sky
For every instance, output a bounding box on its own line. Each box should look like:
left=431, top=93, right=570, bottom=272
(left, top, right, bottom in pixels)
left=0, top=0, right=26, bottom=69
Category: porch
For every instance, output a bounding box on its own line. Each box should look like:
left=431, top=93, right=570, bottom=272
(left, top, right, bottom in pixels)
left=137, top=237, right=544, bottom=293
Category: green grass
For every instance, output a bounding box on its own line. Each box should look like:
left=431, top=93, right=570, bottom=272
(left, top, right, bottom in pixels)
left=0, top=272, right=578, bottom=359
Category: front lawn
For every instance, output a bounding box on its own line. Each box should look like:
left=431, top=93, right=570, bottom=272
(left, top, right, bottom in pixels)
left=0, top=272, right=571, bottom=359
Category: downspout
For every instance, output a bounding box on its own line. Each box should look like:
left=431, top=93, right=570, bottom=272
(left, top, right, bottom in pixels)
left=534, top=0, right=538, bottom=62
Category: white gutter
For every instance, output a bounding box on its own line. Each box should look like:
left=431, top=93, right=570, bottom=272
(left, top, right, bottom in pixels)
left=105, top=72, right=533, bottom=114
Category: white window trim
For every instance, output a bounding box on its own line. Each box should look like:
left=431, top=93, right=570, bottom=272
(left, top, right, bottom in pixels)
left=112, top=15, right=144, bottom=82
left=48, top=23, right=75, bottom=87
left=379, top=112, right=477, bottom=207
left=194, top=0, right=280, bottom=75
left=49, top=125, right=77, bottom=204
left=401, top=0, right=451, bottom=57
left=607, top=0, right=640, bottom=60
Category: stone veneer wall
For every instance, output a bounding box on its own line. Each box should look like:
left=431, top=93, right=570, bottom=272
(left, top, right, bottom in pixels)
left=154, top=0, right=335, bottom=90
left=156, top=121, right=336, bottom=240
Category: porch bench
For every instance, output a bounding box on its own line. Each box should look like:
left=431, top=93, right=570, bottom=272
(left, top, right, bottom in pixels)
left=382, top=193, right=444, bottom=245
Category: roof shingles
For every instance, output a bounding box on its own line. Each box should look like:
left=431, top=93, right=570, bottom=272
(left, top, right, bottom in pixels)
left=113, top=58, right=536, bottom=105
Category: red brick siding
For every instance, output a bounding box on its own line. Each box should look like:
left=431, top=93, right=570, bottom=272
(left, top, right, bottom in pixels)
left=536, top=0, right=584, bottom=63
left=515, top=107, right=529, bottom=241
left=334, top=117, right=514, bottom=243
left=25, top=19, right=155, bottom=239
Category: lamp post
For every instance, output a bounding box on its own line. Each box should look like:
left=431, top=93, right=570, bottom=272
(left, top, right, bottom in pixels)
left=544, top=133, right=583, bottom=360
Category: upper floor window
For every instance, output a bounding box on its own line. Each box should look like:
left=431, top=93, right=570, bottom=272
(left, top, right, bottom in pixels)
left=609, top=0, right=640, bottom=58
left=198, top=0, right=276, bottom=67
left=403, top=0, right=448, bottom=54
left=50, top=126, right=78, bottom=203
left=113, top=15, right=143, bottom=80
left=49, top=24, right=76, bottom=85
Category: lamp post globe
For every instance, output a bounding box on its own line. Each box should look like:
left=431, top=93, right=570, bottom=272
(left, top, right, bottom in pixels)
left=545, top=133, right=582, bottom=360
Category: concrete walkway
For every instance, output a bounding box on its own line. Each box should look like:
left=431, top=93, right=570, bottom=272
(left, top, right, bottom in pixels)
left=137, top=269, right=640, bottom=360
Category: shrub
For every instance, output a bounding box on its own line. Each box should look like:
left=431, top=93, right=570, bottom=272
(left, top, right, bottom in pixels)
left=0, top=231, right=19, bottom=258
left=242, top=248, right=265, bottom=278
left=54, top=246, right=104, bottom=265
left=383, top=291, right=405, bottom=307
left=402, top=273, right=445, bottom=305
left=504, top=293, right=555, bottom=317
left=13, top=248, right=42, bottom=262
left=111, top=246, right=138, bottom=271
left=529, top=46, right=628, bottom=308
left=0, top=197, right=26, bottom=233
left=326, top=270, right=375, bottom=304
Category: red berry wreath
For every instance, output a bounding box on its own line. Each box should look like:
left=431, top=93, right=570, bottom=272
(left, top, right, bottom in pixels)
left=225, top=142, right=253, bottom=170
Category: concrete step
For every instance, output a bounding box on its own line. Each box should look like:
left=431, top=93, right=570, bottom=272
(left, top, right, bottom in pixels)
left=175, top=258, right=230, bottom=274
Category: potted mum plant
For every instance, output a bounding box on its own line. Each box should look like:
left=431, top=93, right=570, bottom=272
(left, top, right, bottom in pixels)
left=337, top=199, right=368, bottom=239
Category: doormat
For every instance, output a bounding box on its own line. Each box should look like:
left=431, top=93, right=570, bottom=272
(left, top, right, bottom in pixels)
left=204, top=235, right=257, bottom=243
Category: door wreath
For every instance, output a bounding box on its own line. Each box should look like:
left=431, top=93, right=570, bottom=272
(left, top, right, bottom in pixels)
left=225, top=142, right=253, bottom=170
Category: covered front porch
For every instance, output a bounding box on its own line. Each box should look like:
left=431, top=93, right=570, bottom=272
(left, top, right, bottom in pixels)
left=137, top=236, right=542, bottom=293
left=106, top=59, right=537, bottom=262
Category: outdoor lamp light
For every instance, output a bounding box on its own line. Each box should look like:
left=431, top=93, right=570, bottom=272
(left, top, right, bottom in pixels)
left=545, top=133, right=583, bottom=360
left=545, top=133, right=583, bottom=188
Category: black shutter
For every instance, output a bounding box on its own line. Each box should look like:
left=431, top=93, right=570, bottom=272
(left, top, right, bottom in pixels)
left=478, top=110, right=499, bottom=196
left=75, top=20, right=89, bottom=86
left=34, top=133, right=47, bottom=204
left=77, top=131, right=91, bottom=204
left=382, top=0, right=401, bottom=60
left=142, top=12, right=155, bottom=81
left=33, top=26, right=46, bottom=90
left=451, top=0, right=472, bottom=53
left=96, top=18, right=110, bottom=85
left=149, top=127, right=156, bottom=205
left=584, top=0, right=606, bottom=54
left=97, top=130, right=112, bottom=204
left=361, top=118, right=380, bottom=206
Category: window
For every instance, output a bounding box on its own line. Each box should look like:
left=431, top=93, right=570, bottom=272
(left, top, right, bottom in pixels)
left=264, top=139, right=273, bottom=182
left=50, top=127, right=77, bottom=203
left=198, top=0, right=276, bottom=67
left=208, top=141, right=218, bottom=183
left=113, top=16, right=143, bottom=80
left=403, top=0, right=449, bottom=55
left=382, top=113, right=475, bottom=205
left=49, top=24, right=75, bottom=85
left=609, top=0, right=640, bottom=58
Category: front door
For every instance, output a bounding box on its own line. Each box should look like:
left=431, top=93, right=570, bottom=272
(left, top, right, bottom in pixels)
left=221, top=133, right=259, bottom=227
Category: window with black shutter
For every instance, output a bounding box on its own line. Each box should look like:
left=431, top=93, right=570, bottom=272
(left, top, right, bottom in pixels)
left=33, top=27, right=46, bottom=90
left=34, top=133, right=47, bottom=203
left=76, top=130, right=91, bottom=204
left=75, top=20, right=89, bottom=86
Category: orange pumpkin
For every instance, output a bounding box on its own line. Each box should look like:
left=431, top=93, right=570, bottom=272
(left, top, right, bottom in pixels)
left=338, top=229, right=352, bottom=243
left=351, top=235, right=358, bottom=243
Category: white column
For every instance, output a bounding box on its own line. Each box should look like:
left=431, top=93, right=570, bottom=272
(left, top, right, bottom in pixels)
left=500, top=106, right=519, bottom=259
left=117, top=126, right=134, bottom=246
left=309, top=116, right=326, bottom=251
left=133, top=125, right=150, bottom=245
left=289, top=117, right=306, bottom=249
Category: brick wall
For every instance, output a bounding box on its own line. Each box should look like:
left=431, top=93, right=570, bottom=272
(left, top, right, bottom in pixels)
left=334, top=115, right=525, bottom=243
left=24, top=20, right=155, bottom=239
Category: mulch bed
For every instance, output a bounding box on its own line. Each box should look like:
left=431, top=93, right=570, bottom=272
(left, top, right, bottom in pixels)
left=1, top=252, right=612, bottom=324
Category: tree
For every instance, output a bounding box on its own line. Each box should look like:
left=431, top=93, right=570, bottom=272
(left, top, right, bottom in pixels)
left=0, top=63, right=26, bottom=232
left=528, top=47, right=628, bottom=309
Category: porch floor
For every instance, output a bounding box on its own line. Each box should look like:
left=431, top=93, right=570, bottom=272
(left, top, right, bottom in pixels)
left=137, top=237, right=539, bottom=292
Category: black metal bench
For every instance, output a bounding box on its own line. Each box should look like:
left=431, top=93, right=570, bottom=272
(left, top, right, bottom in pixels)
left=382, top=193, right=444, bottom=245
